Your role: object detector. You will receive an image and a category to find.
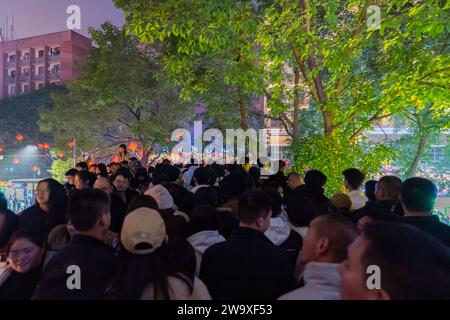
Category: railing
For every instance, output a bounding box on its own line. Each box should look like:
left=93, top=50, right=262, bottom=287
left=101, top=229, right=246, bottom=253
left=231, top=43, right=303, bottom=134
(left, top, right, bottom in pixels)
left=4, top=60, right=16, bottom=67
left=6, top=76, right=16, bottom=83
left=19, top=74, right=30, bottom=82
left=47, top=54, right=61, bottom=62
left=33, top=56, right=45, bottom=64
left=48, top=72, right=60, bottom=80
left=18, top=58, right=30, bottom=66
left=32, top=74, right=44, bottom=81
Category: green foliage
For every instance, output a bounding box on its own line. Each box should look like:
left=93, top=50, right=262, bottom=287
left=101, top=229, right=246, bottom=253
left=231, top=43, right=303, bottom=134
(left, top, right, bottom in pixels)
left=39, top=22, right=192, bottom=158
left=290, top=131, right=395, bottom=195
left=0, top=85, right=64, bottom=148
left=48, top=158, right=74, bottom=183
left=112, top=0, right=450, bottom=190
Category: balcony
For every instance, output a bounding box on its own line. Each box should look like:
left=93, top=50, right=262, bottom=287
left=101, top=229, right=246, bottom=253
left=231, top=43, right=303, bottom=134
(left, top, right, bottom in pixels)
left=47, top=54, right=61, bottom=62
left=33, top=56, right=45, bottom=64
left=19, top=58, right=30, bottom=66
left=32, top=74, right=45, bottom=81
left=48, top=72, right=60, bottom=80
left=19, top=74, right=31, bottom=82
left=6, top=76, right=16, bottom=83
left=4, top=60, right=16, bottom=68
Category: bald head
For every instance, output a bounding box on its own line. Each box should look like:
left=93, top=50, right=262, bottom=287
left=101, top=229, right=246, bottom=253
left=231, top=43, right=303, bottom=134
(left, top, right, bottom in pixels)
left=94, top=177, right=113, bottom=195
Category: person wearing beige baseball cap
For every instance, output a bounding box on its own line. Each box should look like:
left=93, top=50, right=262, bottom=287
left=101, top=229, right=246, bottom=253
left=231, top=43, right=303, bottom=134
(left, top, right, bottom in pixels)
left=104, top=208, right=210, bottom=300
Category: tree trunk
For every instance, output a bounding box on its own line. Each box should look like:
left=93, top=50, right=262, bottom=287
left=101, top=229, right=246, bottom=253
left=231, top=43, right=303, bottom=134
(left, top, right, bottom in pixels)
left=406, top=133, right=427, bottom=178
left=292, top=68, right=301, bottom=144
left=237, top=86, right=249, bottom=130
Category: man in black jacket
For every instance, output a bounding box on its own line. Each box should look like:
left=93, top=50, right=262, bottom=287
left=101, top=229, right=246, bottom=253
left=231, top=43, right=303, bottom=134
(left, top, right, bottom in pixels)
left=200, top=190, right=296, bottom=300
left=33, top=189, right=118, bottom=300
left=401, top=177, right=450, bottom=247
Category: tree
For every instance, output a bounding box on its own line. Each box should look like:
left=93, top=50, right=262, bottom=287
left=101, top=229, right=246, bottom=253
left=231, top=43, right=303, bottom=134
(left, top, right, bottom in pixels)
left=39, top=22, right=192, bottom=163
left=0, top=85, right=63, bottom=148
left=114, top=0, right=269, bottom=130
left=115, top=0, right=449, bottom=192
left=392, top=105, right=449, bottom=178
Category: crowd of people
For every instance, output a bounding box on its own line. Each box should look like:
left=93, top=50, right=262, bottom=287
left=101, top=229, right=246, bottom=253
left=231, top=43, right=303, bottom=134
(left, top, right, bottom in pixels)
left=0, top=145, right=449, bottom=300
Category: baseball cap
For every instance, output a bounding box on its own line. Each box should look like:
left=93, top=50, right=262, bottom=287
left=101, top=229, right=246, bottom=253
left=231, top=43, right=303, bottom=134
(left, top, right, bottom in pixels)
left=121, top=208, right=167, bottom=255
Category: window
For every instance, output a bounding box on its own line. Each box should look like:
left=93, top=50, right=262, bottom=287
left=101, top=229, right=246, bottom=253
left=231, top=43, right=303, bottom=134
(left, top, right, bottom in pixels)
left=24, top=85, right=30, bottom=93
left=23, top=68, right=30, bottom=76
left=49, top=47, right=60, bottom=56
left=430, top=145, right=444, bottom=162
left=10, top=70, right=16, bottom=77
left=50, top=64, right=60, bottom=73
left=9, top=86, right=16, bottom=95
left=38, top=83, right=45, bottom=89
left=38, top=50, right=45, bottom=58
left=22, top=52, right=30, bottom=60
left=8, top=55, right=15, bottom=62
left=38, top=66, right=45, bottom=75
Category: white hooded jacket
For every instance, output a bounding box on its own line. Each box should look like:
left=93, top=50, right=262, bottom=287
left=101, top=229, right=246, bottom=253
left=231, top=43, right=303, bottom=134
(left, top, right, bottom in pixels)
left=264, top=216, right=291, bottom=246
left=187, top=230, right=226, bottom=276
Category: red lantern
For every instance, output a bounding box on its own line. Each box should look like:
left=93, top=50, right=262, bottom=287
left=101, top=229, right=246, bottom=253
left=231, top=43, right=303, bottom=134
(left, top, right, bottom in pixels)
left=111, top=155, right=120, bottom=163
left=37, top=143, right=50, bottom=150
left=32, top=165, right=39, bottom=172
left=128, top=141, right=139, bottom=152
left=67, top=140, right=75, bottom=148
left=13, top=158, right=20, bottom=165
left=15, top=134, right=24, bottom=142
left=0, top=146, right=4, bottom=153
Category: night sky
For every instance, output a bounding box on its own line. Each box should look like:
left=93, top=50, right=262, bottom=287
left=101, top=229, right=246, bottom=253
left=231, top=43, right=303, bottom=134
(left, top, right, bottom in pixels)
left=0, top=0, right=125, bottom=40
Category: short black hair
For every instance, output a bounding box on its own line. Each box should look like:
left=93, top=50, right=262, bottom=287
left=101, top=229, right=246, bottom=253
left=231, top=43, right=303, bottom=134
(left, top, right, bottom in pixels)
left=265, top=190, right=282, bottom=218
left=76, top=162, right=88, bottom=171
left=314, top=213, right=358, bottom=262
left=113, top=168, right=133, bottom=182
left=238, top=190, right=272, bottom=224
left=126, top=195, right=159, bottom=214
left=304, top=170, right=327, bottom=188
left=120, top=160, right=129, bottom=166
left=0, top=192, right=8, bottom=211
left=75, top=170, right=93, bottom=185
left=65, top=168, right=79, bottom=177
left=361, top=222, right=450, bottom=299
left=194, top=187, right=219, bottom=207
left=193, top=167, right=212, bottom=186
left=343, top=168, right=365, bottom=189
left=186, top=205, right=220, bottom=236
left=286, top=196, right=318, bottom=227
left=401, top=177, right=437, bottom=213
left=119, top=144, right=127, bottom=149
left=378, top=176, right=402, bottom=200
left=364, top=180, right=378, bottom=201
left=68, top=189, right=110, bottom=231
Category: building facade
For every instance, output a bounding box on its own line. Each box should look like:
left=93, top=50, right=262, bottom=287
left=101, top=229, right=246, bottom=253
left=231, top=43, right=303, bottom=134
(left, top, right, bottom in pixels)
left=0, top=30, right=91, bottom=99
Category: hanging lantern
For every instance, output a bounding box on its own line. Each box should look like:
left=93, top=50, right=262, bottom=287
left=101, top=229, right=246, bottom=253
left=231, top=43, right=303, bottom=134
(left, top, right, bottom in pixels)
left=15, top=134, right=24, bottom=142
left=67, top=140, right=75, bottom=148
left=32, top=165, right=39, bottom=172
left=37, top=143, right=50, bottom=150
left=0, top=146, right=4, bottom=153
left=128, top=140, right=139, bottom=152
left=57, top=151, right=65, bottom=158
left=111, top=155, right=120, bottom=163
left=13, top=158, right=20, bottom=165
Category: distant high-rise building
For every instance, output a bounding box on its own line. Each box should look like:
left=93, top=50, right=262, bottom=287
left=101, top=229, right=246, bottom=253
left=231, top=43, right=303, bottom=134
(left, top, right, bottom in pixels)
left=0, top=30, right=92, bottom=100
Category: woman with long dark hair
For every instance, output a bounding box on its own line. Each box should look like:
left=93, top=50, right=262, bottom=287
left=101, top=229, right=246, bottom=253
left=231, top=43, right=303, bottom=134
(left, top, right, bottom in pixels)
left=105, top=208, right=210, bottom=300
left=19, top=179, right=68, bottom=238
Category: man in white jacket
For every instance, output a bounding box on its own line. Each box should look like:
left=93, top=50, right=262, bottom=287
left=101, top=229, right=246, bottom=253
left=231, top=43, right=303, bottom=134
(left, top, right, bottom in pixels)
left=186, top=205, right=226, bottom=276
left=279, top=213, right=358, bottom=300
